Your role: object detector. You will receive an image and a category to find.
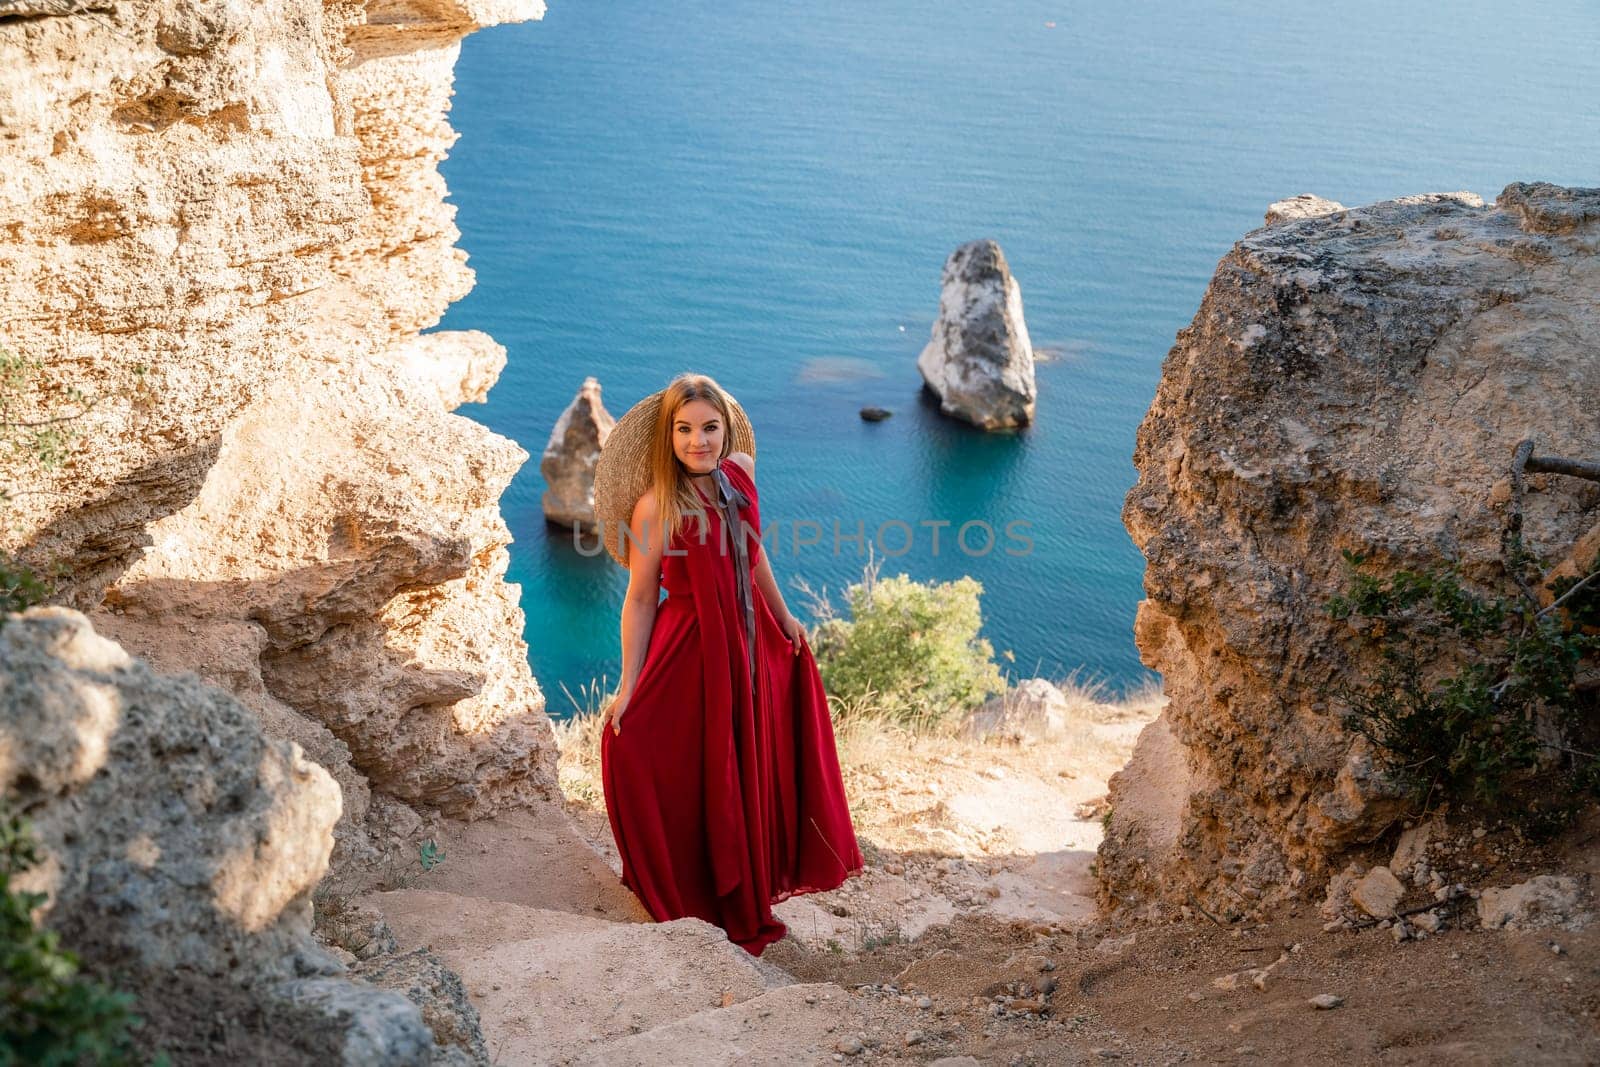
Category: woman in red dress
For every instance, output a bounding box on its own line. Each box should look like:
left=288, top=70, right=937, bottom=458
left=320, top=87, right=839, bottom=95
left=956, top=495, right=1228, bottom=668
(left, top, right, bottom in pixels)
left=593, top=373, right=865, bottom=956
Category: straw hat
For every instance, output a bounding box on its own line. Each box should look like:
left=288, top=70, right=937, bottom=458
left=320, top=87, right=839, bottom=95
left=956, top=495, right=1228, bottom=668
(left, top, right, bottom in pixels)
left=592, top=385, right=756, bottom=568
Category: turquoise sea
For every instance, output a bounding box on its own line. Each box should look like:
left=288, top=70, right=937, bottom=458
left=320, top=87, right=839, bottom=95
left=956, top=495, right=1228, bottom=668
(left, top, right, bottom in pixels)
left=436, top=0, right=1599, bottom=718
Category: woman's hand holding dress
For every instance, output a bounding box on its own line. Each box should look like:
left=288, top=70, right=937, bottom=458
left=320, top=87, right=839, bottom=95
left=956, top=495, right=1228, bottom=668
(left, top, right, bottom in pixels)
left=777, top=611, right=806, bottom=654
left=604, top=688, right=631, bottom=735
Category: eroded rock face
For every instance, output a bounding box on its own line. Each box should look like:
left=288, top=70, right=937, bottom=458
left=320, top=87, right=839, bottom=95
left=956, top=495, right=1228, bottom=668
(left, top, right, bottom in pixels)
left=353, top=947, right=491, bottom=1067
left=1103, top=183, right=1600, bottom=918
left=917, top=239, right=1038, bottom=430
left=0, top=0, right=556, bottom=870
left=1, top=607, right=341, bottom=980
left=0, top=608, right=477, bottom=1063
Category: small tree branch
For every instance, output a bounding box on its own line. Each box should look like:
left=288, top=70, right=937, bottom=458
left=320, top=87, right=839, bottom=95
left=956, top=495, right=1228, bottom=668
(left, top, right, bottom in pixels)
left=1526, top=454, right=1600, bottom=483
left=1505, top=440, right=1541, bottom=607
left=1186, top=891, right=1225, bottom=927
left=1346, top=897, right=1463, bottom=931
left=0, top=380, right=134, bottom=431
left=0, top=410, right=94, bottom=430
left=1542, top=742, right=1599, bottom=760
left=1537, top=567, right=1600, bottom=620
left=1510, top=438, right=1535, bottom=495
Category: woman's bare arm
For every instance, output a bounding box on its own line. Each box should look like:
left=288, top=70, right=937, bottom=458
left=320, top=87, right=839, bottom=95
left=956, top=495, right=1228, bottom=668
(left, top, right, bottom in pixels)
left=616, top=490, right=667, bottom=707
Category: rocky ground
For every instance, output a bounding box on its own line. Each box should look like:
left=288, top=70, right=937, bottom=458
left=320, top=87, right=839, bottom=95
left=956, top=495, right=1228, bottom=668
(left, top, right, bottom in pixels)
left=346, top=685, right=1599, bottom=1065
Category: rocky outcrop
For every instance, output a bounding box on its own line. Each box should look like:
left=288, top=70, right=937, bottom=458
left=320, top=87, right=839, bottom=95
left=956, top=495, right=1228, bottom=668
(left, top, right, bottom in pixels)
left=2, top=608, right=342, bottom=981
left=1264, top=193, right=1346, bottom=225
left=960, top=678, right=1067, bottom=745
left=1477, top=875, right=1590, bottom=931
left=541, top=376, right=615, bottom=529
left=917, top=239, right=1037, bottom=430
left=1103, top=183, right=1600, bottom=918
left=0, top=607, right=473, bottom=1063
left=0, top=0, right=556, bottom=874
left=352, top=948, right=491, bottom=1067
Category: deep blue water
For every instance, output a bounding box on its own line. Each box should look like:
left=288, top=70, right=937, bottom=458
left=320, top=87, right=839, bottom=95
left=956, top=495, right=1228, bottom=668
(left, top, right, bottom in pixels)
left=436, top=0, right=1599, bottom=719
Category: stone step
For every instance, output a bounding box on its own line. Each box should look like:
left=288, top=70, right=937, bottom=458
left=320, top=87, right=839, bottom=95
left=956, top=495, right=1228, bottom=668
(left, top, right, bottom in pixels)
left=577, top=981, right=871, bottom=1067
left=364, top=889, right=794, bottom=1064
left=403, top=808, right=643, bottom=920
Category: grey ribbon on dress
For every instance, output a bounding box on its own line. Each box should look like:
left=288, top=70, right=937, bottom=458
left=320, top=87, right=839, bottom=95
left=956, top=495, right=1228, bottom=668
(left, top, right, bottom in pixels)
left=702, top=465, right=758, bottom=702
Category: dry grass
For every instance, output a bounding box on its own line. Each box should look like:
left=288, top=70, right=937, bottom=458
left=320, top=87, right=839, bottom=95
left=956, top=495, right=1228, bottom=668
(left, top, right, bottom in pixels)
left=831, top=668, right=1164, bottom=782
left=551, top=674, right=616, bottom=809
left=550, top=668, right=1166, bottom=815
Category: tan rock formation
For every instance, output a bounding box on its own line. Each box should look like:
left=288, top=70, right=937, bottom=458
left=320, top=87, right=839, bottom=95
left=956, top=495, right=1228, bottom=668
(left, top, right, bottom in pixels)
left=959, top=677, right=1068, bottom=746
left=1477, top=875, right=1591, bottom=931
left=1264, top=193, right=1346, bottom=225
left=2, top=607, right=343, bottom=980
left=0, top=0, right=555, bottom=875
left=1103, top=183, right=1600, bottom=918
left=0, top=607, right=476, bottom=1062
left=1349, top=866, right=1404, bottom=919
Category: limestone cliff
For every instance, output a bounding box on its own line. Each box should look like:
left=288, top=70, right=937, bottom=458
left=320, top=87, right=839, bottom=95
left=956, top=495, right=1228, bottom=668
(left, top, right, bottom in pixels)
left=0, top=0, right=556, bottom=877
left=1102, top=183, right=1600, bottom=918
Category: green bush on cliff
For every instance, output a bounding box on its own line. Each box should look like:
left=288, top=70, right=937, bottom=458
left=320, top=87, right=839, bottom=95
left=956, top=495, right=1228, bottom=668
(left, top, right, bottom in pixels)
left=0, top=562, right=47, bottom=623
left=1323, top=545, right=1600, bottom=834
left=809, top=566, right=1006, bottom=729
left=0, top=809, right=152, bottom=1067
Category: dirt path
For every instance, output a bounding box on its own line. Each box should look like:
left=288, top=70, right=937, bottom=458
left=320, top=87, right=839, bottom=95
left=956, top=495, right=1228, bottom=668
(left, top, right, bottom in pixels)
left=358, top=695, right=1600, bottom=1065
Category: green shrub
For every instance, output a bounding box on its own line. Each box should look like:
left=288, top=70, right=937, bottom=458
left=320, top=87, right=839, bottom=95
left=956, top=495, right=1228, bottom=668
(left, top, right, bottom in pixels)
left=0, top=560, right=47, bottom=624
left=1323, top=545, right=1599, bottom=834
left=811, top=570, right=1006, bottom=729
left=0, top=809, right=152, bottom=1066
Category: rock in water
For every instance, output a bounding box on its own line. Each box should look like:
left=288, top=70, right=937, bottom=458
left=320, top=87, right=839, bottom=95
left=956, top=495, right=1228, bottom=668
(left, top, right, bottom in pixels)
left=542, top=376, right=616, bottom=529
left=1264, top=194, right=1346, bottom=225
left=916, top=239, right=1038, bottom=430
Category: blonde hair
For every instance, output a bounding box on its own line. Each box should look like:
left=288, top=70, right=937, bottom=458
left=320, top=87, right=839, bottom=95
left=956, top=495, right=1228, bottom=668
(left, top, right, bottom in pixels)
left=648, top=372, right=736, bottom=552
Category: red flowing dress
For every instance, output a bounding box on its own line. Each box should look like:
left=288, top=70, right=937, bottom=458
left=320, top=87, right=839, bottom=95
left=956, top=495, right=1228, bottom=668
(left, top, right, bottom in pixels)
left=600, top=457, right=865, bottom=955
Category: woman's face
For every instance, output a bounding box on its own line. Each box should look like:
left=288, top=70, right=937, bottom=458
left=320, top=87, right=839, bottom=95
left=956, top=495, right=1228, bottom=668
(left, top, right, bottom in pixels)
left=671, top=398, right=726, bottom=474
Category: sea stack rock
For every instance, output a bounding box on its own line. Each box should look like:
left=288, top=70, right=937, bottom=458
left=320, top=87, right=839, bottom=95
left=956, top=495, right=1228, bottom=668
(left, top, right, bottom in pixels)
left=916, top=239, right=1038, bottom=430
left=1264, top=194, right=1346, bottom=225
left=542, top=377, right=615, bottom=529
